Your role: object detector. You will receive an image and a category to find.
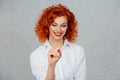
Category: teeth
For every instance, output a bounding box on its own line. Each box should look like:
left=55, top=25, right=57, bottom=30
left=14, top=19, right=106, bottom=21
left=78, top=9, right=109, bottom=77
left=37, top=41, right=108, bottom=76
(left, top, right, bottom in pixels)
left=56, top=33, right=61, bottom=35
left=54, top=32, right=62, bottom=36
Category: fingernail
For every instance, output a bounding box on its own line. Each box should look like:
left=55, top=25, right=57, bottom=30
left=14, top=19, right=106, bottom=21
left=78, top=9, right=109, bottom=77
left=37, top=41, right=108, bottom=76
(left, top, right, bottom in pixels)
left=51, top=55, right=54, bottom=57
left=58, top=49, right=60, bottom=52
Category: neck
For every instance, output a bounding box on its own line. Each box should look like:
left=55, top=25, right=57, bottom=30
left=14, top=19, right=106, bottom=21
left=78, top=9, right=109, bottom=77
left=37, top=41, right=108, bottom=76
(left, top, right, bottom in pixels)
left=48, top=37, right=64, bottom=49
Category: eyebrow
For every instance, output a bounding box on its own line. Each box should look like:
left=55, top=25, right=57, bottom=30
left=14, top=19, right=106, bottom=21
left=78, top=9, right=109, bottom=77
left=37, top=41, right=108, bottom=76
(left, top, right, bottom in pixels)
left=61, top=23, right=67, bottom=25
left=52, top=22, right=57, bottom=24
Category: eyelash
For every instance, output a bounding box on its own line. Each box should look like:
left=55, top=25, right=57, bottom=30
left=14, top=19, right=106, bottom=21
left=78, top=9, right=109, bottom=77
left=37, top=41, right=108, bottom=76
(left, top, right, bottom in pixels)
left=52, top=24, right=67, bottom=27
left=61, top=25, right=67, bottom=27
left=52, top=24, right=57, bottom=27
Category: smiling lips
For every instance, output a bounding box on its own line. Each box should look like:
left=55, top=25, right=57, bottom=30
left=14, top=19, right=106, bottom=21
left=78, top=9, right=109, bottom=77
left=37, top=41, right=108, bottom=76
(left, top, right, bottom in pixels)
left=54, top=32, right=62, bottom=36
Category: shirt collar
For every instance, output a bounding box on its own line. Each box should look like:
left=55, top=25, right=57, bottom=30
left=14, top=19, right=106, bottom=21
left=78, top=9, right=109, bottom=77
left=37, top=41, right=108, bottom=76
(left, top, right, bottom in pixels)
left=44, top=39, right=52, bottom=49
left=44, top=39, right=70, bottom=49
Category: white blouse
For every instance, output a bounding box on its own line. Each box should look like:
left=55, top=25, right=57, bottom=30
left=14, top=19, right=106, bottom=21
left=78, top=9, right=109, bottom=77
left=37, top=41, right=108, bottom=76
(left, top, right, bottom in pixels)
left=30, top=39, right=87, bottom=80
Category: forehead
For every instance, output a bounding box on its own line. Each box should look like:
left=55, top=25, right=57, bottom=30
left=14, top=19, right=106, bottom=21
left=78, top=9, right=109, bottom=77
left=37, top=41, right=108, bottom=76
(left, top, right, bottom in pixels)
left=54, top=16, right=68, bottom=24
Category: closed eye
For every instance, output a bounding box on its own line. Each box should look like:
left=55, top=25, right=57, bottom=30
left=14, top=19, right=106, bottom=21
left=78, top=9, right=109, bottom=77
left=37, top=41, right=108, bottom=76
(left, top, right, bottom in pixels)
left=61, top=23, right=67, bottom=27
left=62, top=25, right=67, bottom=27
left=52, top=23, right=57, bottom=27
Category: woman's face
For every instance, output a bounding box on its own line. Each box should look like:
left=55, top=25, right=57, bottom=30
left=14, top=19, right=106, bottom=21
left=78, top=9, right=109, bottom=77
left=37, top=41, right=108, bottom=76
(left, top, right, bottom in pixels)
left=49, top=16, right=68, bottom=41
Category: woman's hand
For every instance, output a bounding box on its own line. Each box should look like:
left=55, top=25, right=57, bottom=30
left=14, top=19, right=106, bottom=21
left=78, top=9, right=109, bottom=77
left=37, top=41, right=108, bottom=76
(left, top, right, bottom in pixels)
left=48, top=48, right=61, bottom=66
left=45, top=49, right=61, bottom=80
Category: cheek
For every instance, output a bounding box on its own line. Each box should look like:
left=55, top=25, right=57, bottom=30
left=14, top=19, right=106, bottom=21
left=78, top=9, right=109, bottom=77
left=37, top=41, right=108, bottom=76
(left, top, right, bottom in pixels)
left=49, top=27, right=55, bottom=33
left=51, top=26, right=57, bottom=31
left=62, top=27, right=67, bottom=32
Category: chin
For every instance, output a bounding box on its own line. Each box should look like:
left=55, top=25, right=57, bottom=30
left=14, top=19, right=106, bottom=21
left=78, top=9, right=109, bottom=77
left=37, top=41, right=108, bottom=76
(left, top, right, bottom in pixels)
left=54, top=36, right=63, bottom=41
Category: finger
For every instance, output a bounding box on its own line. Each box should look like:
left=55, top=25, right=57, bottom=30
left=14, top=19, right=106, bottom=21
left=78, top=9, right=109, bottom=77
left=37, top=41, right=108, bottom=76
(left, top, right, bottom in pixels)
left=49, top=49, right=61, bottom=57
left=50, top=54, right=54, bottom=58
left=57, top=50, right=61, bottom=57
left=58, top=49, right=60, bottom=53
left=52, top=49, right=59, bottom=55
left=48, top=50, right=54, bottom=56
left=48, top=49, right=53, bottom=53
left=49, top=49, right=56, bottom=54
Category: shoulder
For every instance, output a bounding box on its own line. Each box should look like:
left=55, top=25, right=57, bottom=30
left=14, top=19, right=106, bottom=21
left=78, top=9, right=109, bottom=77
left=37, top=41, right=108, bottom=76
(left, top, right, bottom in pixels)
left=30, top=45, right=45, bottom=60
left=70, top=43, right=85, bottom=52
left=65, top=39, right=85, bottom=52
left=69, top=42, right=85, bottom=57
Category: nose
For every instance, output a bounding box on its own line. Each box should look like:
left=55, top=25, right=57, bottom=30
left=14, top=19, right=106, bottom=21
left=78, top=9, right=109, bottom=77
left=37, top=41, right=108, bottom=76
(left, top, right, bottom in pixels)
left=56, top=26, right=61, bottom=32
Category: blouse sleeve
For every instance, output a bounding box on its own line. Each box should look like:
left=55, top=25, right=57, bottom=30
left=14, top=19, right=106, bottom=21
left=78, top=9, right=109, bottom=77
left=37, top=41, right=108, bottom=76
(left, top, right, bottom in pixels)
left=74, top=47, right=87, bottom=80
left=30, top=49, right=47, bottom=80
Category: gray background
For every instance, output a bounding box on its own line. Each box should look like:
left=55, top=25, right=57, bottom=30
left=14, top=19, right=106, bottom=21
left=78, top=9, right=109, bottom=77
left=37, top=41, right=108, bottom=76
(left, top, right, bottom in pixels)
left=0, top=0, right=120, bottom=80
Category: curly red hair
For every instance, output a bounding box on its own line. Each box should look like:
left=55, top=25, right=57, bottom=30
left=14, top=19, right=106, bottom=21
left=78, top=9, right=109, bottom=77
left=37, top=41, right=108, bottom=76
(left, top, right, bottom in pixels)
left=35, top=4, right=78, bottom=43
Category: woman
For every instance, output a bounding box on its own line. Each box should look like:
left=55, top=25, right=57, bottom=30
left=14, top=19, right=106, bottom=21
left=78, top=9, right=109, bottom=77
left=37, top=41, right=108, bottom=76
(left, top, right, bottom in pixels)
left=30, top=4, right=86, bottom=80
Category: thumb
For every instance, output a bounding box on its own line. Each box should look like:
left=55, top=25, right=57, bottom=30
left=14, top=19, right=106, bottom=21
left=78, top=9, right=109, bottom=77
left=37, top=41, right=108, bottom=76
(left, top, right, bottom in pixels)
left=57, top=49, right=61, bottom=57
